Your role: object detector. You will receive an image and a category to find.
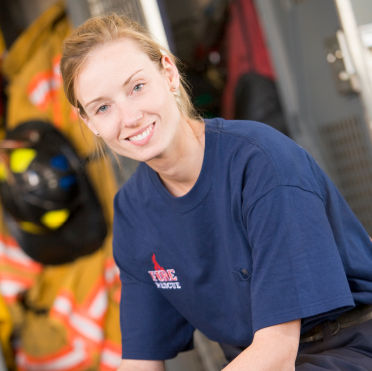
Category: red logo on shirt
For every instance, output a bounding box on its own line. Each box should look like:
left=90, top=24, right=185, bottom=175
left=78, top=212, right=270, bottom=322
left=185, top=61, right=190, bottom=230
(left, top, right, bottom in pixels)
left=148, top=254, right=182, bottom=289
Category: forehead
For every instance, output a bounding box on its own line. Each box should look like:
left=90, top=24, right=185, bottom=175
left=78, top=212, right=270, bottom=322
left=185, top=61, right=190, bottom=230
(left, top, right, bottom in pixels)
left=82, top=37, right=152, bottom=74
left=76, top=38, right=158, bottom=103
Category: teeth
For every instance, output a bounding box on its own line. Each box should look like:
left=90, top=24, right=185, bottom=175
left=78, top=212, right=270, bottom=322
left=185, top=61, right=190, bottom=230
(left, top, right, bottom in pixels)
left=129, top=125, right=152, bottom=142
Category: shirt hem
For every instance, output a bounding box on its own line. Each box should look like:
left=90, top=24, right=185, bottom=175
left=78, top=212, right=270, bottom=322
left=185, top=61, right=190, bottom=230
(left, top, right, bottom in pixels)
left=122, top=346, right=193, bottom=361
left=253, top=295, right=355, bottom=333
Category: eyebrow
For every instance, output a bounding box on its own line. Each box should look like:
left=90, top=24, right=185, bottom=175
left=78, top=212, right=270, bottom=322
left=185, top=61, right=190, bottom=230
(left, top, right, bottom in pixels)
left=84, top=68, right=144, bottom=110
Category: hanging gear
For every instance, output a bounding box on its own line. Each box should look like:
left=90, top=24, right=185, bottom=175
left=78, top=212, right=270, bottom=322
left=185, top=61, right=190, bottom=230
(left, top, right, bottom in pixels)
left=0, top=120, right=107, bottom=265
left=0, top=3, right=121, bottom=370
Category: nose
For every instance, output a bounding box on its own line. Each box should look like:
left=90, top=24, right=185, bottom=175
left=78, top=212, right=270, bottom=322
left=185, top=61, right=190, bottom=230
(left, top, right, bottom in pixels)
left=118, top=101, right=143, bottom=128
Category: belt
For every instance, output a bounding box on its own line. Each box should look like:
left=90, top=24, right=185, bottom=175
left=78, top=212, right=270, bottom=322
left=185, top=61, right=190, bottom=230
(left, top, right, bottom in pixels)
left=300, top=304, right=372, bottom=343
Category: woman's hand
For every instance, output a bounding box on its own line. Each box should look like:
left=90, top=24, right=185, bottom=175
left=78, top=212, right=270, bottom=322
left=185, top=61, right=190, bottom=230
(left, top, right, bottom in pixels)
left=222, top=319, right=300, bottom=371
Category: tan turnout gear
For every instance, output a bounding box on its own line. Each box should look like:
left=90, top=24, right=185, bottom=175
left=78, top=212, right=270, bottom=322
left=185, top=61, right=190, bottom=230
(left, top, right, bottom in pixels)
left=1, top=1, right=122, bottom=370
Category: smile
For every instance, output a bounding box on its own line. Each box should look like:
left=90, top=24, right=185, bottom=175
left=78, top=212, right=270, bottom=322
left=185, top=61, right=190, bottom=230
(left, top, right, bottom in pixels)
left=127, top=123, right=155, bottom=145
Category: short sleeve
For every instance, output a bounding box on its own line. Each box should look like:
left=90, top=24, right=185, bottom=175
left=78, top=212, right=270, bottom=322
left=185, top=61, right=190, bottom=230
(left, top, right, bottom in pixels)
left=119, top=271, right=194, bottom=360
left=247, top=186, right=355, bottom=333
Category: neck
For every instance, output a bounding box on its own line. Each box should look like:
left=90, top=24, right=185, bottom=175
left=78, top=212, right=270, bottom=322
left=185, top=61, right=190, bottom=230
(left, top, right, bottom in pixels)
left=147, top=118, right=205, bottom=197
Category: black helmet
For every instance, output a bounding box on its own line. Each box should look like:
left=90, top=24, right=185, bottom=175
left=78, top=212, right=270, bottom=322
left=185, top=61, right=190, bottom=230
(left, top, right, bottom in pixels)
left=0, top=121, right=107, bottom=265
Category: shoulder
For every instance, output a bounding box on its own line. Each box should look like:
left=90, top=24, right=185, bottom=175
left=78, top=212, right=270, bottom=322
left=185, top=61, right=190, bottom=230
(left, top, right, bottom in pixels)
left=206, top=117, right=299, bottom=155
left=206, top=118, right=319, bottom=188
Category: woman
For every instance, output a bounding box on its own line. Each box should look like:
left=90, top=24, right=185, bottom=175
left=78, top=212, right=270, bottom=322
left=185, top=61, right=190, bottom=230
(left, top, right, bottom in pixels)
left=61, top=14, right=372, bottom=371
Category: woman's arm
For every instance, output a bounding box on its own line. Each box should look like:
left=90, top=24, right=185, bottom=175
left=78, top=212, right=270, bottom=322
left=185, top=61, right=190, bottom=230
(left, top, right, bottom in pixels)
left=117, top=359, right=165, bottom=371
left=222, top=319, right=301, bottom=371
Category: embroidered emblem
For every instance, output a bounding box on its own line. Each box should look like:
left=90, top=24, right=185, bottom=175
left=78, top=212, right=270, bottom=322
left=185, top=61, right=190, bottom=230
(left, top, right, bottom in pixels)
left=148, top=253, right=181, bottom=289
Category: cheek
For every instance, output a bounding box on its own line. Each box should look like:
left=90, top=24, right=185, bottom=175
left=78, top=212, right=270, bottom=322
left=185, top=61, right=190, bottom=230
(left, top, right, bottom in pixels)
left=151, top=89, right=178, bottom=119
left=147, top=77, right=175, bottom=112
left=92, top=114, right=120, bottom=139
left=147, top=90, right=168, bottom=111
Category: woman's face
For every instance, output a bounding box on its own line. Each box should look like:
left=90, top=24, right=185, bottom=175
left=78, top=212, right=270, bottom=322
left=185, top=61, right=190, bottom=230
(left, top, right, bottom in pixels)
left=75, top=38, right=181, bottom=163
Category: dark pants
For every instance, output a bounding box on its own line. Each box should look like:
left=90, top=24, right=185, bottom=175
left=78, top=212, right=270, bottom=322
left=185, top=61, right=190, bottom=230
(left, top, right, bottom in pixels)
left=296, top=319, right=372, bottom=370
left=220, top=319, right=372, bottom=370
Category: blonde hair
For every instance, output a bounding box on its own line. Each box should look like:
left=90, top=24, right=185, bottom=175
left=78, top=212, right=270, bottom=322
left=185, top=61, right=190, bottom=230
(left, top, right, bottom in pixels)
left=60, top=13, right=199, bottom=120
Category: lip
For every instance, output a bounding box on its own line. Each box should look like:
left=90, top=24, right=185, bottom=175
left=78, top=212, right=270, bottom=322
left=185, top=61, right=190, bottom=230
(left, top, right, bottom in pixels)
left=125, top=122, right=155, bottom=146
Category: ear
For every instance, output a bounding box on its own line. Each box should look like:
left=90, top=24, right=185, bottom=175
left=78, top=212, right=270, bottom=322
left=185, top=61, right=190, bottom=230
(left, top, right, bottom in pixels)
left=161, top=54, right=180, bottom=90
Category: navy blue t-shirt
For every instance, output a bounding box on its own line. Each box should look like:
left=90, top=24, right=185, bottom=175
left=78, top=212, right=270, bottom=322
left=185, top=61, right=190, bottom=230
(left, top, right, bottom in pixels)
left=113, top=118, right=372, bottom=360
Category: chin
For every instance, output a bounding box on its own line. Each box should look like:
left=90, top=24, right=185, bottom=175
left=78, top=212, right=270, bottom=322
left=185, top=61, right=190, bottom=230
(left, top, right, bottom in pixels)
left=125, top=149, right=162, bottom=164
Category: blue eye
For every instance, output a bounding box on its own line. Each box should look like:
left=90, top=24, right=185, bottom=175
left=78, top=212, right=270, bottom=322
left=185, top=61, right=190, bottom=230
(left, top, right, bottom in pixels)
left=97, top=105, right=108, bottom=114
left=133, top=83, right=144, bottom=92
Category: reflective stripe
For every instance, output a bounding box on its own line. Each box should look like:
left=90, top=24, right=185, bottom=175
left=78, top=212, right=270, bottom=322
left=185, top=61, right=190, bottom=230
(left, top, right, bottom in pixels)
left=52, top=55, right=62, bottom=84
left=16, top=338, right=88, bottom=371
left=53, top=287, right=107, bottom=322
left=0, top=272, right=34, bottom=301
left=53, top=296, right=73, bottom=316
left=104, top=259, right=120, bottom=285
left=70, top=313, right=103, bottom=343
left=100, top=348, right=121, bottom=370
left=0, top=237, right=41, bottom=272
left=0, top=237, right=39, bottom=302
left=87, top=288, right=107, bottom=320
left=27, top=57, right=61, bottom=109
left=0, top=279, right=26, bottom=299
left=104, top=263, right=119, bottom=285
left=28, top=73, right=59, bottom=107
left=51, top=292, right=103, bottom=344
left=104, top=259, right=121, bottom=303
left=100, top=341, right=121, bottom=371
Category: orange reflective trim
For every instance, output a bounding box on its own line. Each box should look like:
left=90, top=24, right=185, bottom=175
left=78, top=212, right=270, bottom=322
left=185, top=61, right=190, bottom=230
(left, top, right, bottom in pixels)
left=104, top=258, right=120, bottom=285
left=113, top=286, right=121, bottom=304
left=0, top=238, right=42, bottom=273
left=52, top=55, right=62, bottom=84
left=0, top=272, right=34, bottom=286
left=0, top=273, right=35, bottom=302
left=87, top=287, right=107, bottom=323
left=54, top=315, right=103, bottom=347
left=27, top=71, right=56, bottom=110
left=101, top=339, right=121, bottom=354
left=0, top=234, right=19, bottom=247
left=52, top=54, right=63, bottom=128
left=27, top=56, right=62, bottom=112
left=100, top=340, right=121, bottom=371
left=16, top=338, right=92, bottom=371
left=50, top=290, right=75, bottom=321
left=69, top=312, right=104, bottom=345
left=0, top=280, right=27, bottom=303
left=51, top=290, right=104, bottom=345
left=81, top=277, right=108, bottom=322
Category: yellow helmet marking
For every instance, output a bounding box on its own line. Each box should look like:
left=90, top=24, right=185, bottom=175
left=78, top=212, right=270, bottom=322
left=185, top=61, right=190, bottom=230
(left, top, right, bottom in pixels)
left=41, top=209, right=70, bottom=229
left=10, top=149, right=36, bottom=173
